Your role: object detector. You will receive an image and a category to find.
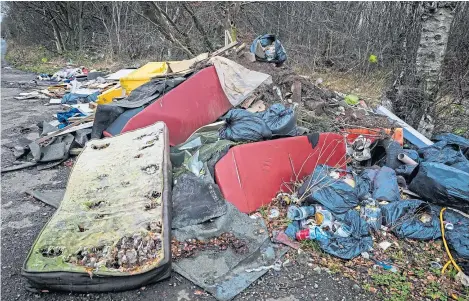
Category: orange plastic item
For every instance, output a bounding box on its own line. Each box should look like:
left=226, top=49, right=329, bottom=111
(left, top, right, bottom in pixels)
left=343, top=128, right=403, bottom=145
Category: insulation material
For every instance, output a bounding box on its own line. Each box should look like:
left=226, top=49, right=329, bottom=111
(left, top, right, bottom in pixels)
left=22, top=122, right=172, bottom=292
left=215, top=133, right=346, bottom=213
left=120, top=62, right=168, bottom=93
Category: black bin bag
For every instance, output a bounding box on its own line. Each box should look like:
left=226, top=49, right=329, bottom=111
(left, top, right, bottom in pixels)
left=219, top=109, right=272, bottom=142
left=409, top=162, right=469, bottom=214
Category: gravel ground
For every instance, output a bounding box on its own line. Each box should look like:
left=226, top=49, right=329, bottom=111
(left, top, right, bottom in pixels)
left=1, top=65, right=375, bottom=301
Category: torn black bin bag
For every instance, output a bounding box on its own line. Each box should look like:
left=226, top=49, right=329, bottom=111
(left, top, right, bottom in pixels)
left=172, top=172, right=227, bottom=229
left=319, top=210, right=373, bottom=260
left=381, top=200, right=441, bottom=240
left=418, top=141, right=469, bottom=173
left=409, top=162, right=469, bottom=213
left=111, top=77, right=186, bottom=109
left=91, top=105, right=125, bottom=139
left=219, top=109, right=272, bottom=142
left=298, top=165, right=365, bottom=216
left=432, top=133, right=469, bottom=149
left=442, top=208, right=469, bottom=261
left=256, top=103, right=297, bottom=136
left=395, top=164, right=417, bottom=178
left=372, top=166, right=400, bottom=202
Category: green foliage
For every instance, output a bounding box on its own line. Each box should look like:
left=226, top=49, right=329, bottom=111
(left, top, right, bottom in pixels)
left=371, top=272, right=412, bottom=301
left=453, top=128, right=467, bottom=136
left=344, top=94, right=360, bottom=105
left=425, top=282, right=448, bottom=301
left=369, top=54, right=378, bottom=63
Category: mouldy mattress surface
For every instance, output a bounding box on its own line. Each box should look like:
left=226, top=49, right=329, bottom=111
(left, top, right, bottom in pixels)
left=215, top=133, right=346, bottom=213
left=22, top=122, right=172, bottom=292
left=120, top=66, right=232, bottom=146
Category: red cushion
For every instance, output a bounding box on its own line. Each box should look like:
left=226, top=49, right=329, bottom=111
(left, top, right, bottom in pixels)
left=215, top=133, right=346, bottom=213
left=121, top=66, right=232, bottom=146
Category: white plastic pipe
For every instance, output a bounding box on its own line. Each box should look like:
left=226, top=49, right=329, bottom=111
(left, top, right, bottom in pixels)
left=398, top=153, right=418, bottom=166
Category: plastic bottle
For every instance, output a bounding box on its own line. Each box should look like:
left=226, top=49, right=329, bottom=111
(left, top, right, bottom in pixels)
left=295, top=226, right=329, bottom=242
left=287, top=205, right=315, bottom=221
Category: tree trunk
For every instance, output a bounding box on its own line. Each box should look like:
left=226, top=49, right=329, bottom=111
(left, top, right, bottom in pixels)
left=413, top=2, right=455, bottom=136
left=78, top=2, right=84, bottom=51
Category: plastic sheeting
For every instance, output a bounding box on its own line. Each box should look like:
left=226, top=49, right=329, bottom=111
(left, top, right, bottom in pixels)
left=172, top=202, right=287, bottom=301
left=62, top=91, right=99, bottom=104
left=209, top=56, right=272, bottom=106
left=172, top=172, right=227, bottom=229
left=409, top=162, right=469, bottom=213
left=111, top=77, right=185, bottom=109
left=219, top=109, right=272, bottom=142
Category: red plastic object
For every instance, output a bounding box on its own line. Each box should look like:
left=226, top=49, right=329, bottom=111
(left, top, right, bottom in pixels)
left=215, top=133, right=346, bottom=213
left=121, top=66, right=232, bottom=145
left=343, top=128, right=404, bottom=146
left=295, top=229, right=310, bottom=241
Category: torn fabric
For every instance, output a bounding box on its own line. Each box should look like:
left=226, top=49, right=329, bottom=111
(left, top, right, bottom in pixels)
left=209, top=56, right=272, bottom=106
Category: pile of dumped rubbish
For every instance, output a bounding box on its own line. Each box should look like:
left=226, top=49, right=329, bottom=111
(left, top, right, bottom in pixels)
left=4, top=36, right=469, bottom=299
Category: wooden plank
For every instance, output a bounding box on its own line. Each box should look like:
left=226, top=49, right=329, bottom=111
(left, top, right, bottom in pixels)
left=235, top=43, right=246, bottom=54
left=211, top=41, right=239, bottom=57
left=376, top=106, right=433, bottom=148
left=240, top=95, right=257, bottom=109
left=291, top=81, right=302, bottom=103
left=35, top=115, right=95, bottom=144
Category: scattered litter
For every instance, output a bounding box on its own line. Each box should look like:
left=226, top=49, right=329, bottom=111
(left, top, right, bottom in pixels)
left=378, top=241, right=392, bottom=251
left=269, top=207, right=280, bottom=219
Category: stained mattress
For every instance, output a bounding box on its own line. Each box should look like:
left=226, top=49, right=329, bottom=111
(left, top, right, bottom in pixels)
left=22, top=122, right=172, bottom=292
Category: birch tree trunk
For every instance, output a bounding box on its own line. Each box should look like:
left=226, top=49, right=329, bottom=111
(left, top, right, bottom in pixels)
left=413, top=2, right=455, bottom=136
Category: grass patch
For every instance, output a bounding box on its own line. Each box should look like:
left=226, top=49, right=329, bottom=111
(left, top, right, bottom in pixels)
left=300, top=239, right=323, bottom=254
left=4, top=42, right=125, bottom=74
left=425, top=282, right=448, bottom=301
left=294, top=66, right=391, bottom=106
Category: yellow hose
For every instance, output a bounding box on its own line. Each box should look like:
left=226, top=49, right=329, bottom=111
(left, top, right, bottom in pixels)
left=440, top=208, right=462, bottom=274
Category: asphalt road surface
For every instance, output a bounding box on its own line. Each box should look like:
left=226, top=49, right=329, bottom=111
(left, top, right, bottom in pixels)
left=1, top=64, right=374, bottom=301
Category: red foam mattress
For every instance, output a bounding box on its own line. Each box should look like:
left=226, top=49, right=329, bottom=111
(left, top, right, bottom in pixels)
left=215, top=133, right=347, bottom=213
left=121, top=66, right=232, bottom=145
